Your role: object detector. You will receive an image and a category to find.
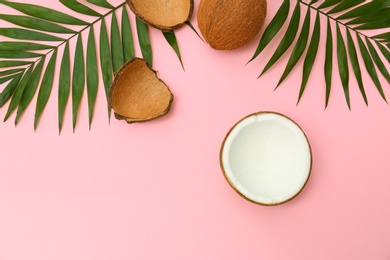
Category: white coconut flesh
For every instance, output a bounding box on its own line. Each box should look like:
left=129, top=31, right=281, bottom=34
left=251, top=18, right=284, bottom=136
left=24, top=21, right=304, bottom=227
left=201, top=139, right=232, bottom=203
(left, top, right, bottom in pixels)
left=220, top=112, right=312, bottom=205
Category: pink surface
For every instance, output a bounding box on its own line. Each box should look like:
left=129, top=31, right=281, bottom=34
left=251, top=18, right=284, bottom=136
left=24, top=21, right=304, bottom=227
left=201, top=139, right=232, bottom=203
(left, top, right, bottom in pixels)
left=1, top=1, right=390, bottom=259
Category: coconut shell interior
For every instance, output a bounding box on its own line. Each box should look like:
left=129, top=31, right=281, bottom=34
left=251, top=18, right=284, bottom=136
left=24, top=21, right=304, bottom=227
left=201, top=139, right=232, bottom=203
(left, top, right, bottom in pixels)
left=110, top=58, right=173, bottom=123
left=127, top=0, right=193, bottom=31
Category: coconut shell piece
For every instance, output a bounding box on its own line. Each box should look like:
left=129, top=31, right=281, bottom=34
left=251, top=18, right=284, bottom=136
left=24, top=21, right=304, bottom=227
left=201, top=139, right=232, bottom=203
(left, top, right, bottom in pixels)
left=127, top=0, right=194, bottom=31
left=197, top=0, right=267, bottom=50
left=109, top=58, right=174, bottom=124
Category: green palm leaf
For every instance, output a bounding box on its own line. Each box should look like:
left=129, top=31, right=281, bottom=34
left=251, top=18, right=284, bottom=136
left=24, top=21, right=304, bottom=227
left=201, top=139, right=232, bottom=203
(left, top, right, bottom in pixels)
left=58, top=42, right=71, bottom=133
left=136, top=17, right=153, bottom=67
left=338, top=0, right=390, bottom=19
left=59, top=0, right=101, bottom=17
left=0, top=50, right=41, bottom=59
left=0, top=28, right=64, bottom=41
left=376, top=42, right=390, bottom=63
left=111, top=11, right=124, bottom=73
left=318, top=0, right=342, bottom=9
left=355, top=18, right=390, bottom=30
left=366, top=39, right=390, bottom=84
left=346, top=9, right=390, bottom=25
left=86, top=26, right=99, bottom=129
left=0, top=72, right=22, bottom=107
left=0, top=68, right=23, bottom=77
left=34, top=49, right=57, bottom=130
left=15, top=58, right=45, bottom=125
left=374, top=32, right=390, bottom=41
left=163, top=31, right=184, bottom=70
left=1, top=1, right=88, bottom=25
left=0, top=1, right=187, bottom=130
left=297, top=12, right=320, bottom=104
left=0, top=14, right=75, bottom=34
left=4, top=67, right=32, bottom=122
left=248, top=0, right=290, bottom=63
left=0, top=60, right=31, bottom=68
left=185, top=21, right=204, bottom=42
left=0, top=42, right=53, bottom=51
left=122, top=6, right=135, bottom=62
left=357, top=34, right=387, bottom=103
left=260, top=1, right=301, bottom=76
left=346, top=30, right=367, bottom=106
left=324, top=17, right=333, bottom=108
left=252, top=0, right=390, bottom=108
left=276, top=6, right=311, bottom=88
left=72, top=34, right=85, bottom=131
left=0, top=73, right=21, bottom=84
left=328, top=0, right=365, bottom=14
left=87, top=0, right=114, bottom=9
left=99, top=18, right=113, bottom=120
left=336, top=24, right=350, bottom=109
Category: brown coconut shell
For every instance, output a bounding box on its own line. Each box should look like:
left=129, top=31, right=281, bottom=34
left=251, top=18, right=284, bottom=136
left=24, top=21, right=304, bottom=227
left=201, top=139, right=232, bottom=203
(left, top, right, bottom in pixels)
left=127, top=0, right=194, bottom=31
left=109, top=58, right=174, bottom=124
left=197, top=0, right=267, bottom=50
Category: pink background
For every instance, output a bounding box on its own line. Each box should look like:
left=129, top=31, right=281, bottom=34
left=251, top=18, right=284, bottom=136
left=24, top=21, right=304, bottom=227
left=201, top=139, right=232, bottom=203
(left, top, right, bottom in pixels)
left=1, top=0, right=390, bottom=259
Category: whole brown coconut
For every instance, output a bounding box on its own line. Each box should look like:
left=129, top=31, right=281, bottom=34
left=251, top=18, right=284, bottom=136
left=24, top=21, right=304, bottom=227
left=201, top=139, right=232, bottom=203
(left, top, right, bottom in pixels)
left=127, top=0, right=194, bottom=31
left=109, top=58, right=174, bottom=124
left=197, top=0, right=267, bottom=50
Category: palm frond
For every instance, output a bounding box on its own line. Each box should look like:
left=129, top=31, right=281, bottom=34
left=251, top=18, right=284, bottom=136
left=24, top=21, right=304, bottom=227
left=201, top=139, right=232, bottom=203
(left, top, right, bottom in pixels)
left=163, top=31, right=185, bottom=70
left=346, top=29, right=368, bottom=106
left=0, top=0, right=188, bottom=131
left=297, top=12, right=321, bottom=105
left=86, top=26, right=98, bottom=130
left=59, top=0, right=101, bottom=17
left=99, top=17, right=113, bottom=121
left=121, top=6, right=135, bottom=62
left=250, top=0, right=390, bottom=109
left=336, top=23, right=350, bottom=109
left=14, top=58, right=45, bottom=125
left=249, top=0, right=290, bottom=63
left=260, top=1, right=301, bottom=77
left=185, top=21, right=204, bottom=42
left=0, top=14, right=76, bottom=33
left=3, top=66, right=32, bottom=122
left=0, top=71, right=22, bottom=107
left=111, top=10, right=125, bottom=73
left=357, top=33, right=387, bottom=103
left=1, top=1, right=89, bottom=25
left=276, top=6, right=311, bottom=89
left=136, top=16, right=152, bottom=67
left=71, top=33, right=85, bottom=131
left=324, top=17, right=333, bottom=108
left=58, top=42, right=71, bottom=133
left=34, top=49, right=57, bottom=130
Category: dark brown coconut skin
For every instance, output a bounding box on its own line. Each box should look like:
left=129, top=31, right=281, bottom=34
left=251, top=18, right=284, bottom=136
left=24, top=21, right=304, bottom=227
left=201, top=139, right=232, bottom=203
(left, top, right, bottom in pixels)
left=109, top=58, right=174, bottom=124
left=198, top=0, right=267, bottom=50
left=127, top=0, right=194, bottom=31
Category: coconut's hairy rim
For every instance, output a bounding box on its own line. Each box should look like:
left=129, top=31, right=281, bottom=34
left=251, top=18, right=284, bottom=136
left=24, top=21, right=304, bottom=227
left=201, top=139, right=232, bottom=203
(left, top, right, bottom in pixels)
left=127, top=0, right=194, bottom=31
left=198, top=0, right=267, bottom=50
left=109, top=57, right=174, bottom=124
left=219, top=111, right=313, bottom=206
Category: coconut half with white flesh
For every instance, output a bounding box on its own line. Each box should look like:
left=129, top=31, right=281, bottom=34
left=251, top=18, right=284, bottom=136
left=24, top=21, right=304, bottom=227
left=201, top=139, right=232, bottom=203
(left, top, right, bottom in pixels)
left=220, top=112, right=312, bottom=206
left=127, top=0, right=194, bottom=31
